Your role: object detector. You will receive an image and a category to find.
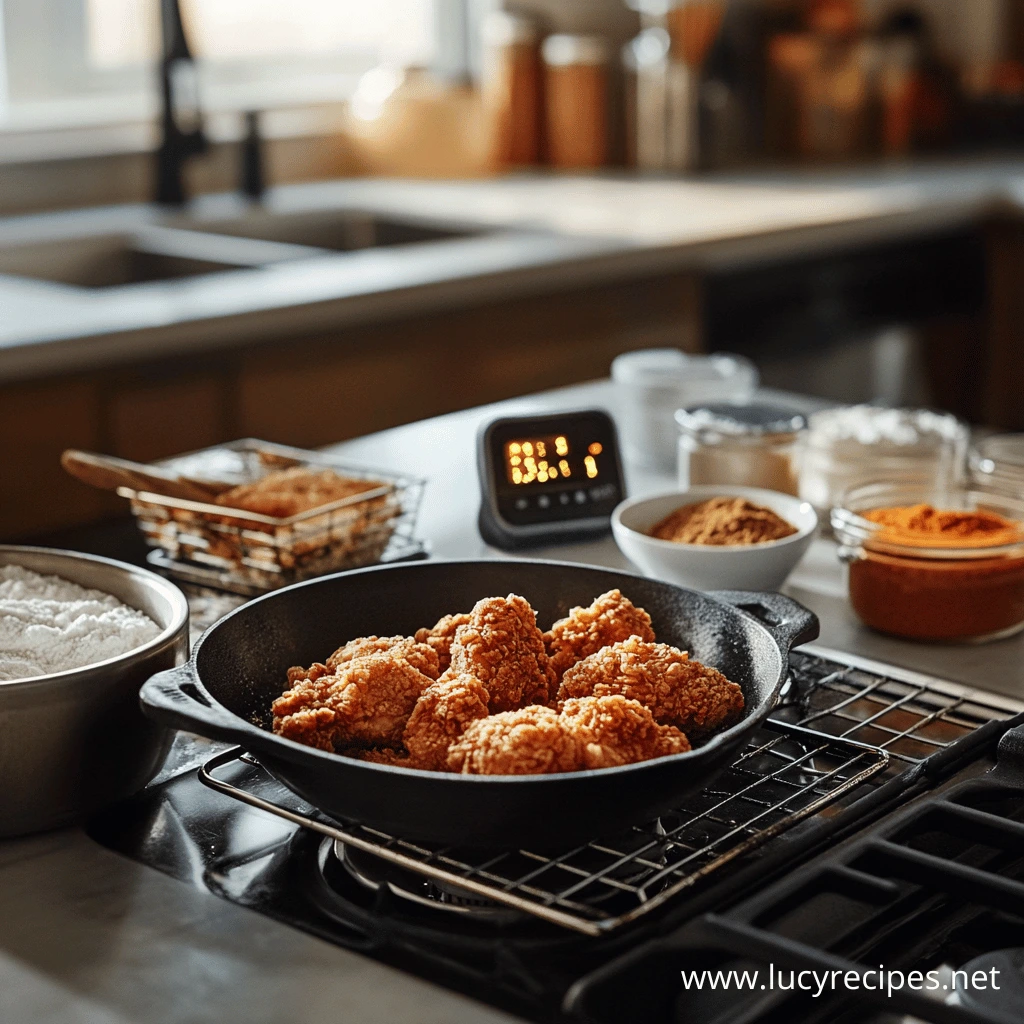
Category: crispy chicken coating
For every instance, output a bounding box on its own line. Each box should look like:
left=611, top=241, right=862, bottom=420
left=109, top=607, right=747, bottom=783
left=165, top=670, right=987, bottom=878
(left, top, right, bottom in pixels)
left=344, top=746, right=414, bottom=767
left=414, top=614, right=471, bottom=674
left=215, top=467, right=382, bottom=519
left=325, top=635, right=440, bottom=679
left=447, top=705, right=584, bottom=775
left=544, top=589, right=656, bottom=682
left=272, top=653, right=432, bottom=750
left=403, top=674, right=491, bottom=770
left=447, top=595, right=556, bottom=712
left=559, top=695, right=690, bottom=769
left=557, top=636, right=745, bottom=735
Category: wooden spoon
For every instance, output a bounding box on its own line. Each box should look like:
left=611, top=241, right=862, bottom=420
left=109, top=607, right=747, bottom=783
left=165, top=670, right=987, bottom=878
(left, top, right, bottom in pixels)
left=61, top=449, right=233, bottom=503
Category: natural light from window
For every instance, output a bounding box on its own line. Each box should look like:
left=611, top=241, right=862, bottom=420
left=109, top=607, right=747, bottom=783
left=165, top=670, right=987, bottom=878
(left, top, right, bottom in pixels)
left=86, top=0, right=434, bottom=68
left=0, top=0, right=437, bottom=127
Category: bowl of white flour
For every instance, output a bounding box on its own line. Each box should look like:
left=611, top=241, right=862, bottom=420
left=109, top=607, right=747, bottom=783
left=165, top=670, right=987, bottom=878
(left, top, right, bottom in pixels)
left=0, top=545, right=189, bottom=836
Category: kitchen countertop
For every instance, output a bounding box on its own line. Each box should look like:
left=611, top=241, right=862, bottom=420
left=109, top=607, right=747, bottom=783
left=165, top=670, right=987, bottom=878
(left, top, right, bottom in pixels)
left=4, top=158, right=1024, bottom=383
left=2, top=379, right=1023, bottom=1024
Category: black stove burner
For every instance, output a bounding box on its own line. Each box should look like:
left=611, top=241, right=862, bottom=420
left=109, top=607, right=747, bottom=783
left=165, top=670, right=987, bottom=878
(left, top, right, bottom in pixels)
left=567, top=724, right=1024, bottom=1024
left=86, top=651, right=1024, bottom=1024
left=335, top=841, right=522, bottom=922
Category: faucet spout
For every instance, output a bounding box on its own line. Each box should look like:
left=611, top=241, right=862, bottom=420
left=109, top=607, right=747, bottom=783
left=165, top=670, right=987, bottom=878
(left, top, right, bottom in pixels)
left=155, top=0, right=207, bottom=205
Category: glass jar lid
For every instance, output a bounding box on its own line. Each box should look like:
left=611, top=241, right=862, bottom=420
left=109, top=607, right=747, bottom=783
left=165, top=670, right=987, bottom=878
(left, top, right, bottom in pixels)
left=675, top=402, right=807, bottom=444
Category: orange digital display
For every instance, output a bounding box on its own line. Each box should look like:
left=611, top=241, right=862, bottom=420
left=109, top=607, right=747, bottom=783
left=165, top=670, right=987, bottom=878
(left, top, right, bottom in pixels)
left=504, top=435, right=605, bottom=485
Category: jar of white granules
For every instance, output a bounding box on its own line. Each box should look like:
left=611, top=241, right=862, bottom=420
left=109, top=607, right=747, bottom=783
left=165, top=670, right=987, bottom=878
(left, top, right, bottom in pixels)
left=800, top=406, right=969, bottom=517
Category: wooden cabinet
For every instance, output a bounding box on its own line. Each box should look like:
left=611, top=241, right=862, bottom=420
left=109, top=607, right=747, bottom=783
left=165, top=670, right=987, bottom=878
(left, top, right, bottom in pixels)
left=0, top=379, right=113, bottom=537
left=1, top=268, right=701, bottom=540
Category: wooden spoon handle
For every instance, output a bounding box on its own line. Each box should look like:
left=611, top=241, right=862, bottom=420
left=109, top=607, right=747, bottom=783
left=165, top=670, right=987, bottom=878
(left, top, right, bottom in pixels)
left=61, top=450, right=224, bottom=503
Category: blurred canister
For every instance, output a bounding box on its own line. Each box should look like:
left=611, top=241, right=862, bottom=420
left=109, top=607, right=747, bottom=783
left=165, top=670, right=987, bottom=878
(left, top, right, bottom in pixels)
left=482, top=12, right=542, bottom=169
left=676, top=402, right=807, bottom=495
left=542, top=34, right=610, bottom=169
left=612, top=349, right=758, bottom=470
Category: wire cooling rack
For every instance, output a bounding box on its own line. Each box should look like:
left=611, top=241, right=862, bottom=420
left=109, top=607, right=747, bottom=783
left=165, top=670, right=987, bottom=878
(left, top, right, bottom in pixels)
left=198, top=646, right=1024, bottom=936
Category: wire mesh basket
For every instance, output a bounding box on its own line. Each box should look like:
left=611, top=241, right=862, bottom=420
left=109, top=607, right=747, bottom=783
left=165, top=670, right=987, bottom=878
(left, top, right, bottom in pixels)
left=120, top=439, right=426, bottom=595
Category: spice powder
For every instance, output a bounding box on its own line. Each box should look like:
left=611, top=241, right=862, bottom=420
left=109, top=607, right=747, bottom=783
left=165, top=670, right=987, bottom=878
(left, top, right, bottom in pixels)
left=650, top=497, right=798, bottom=546
left=848, top=503, right=1024, bottom=641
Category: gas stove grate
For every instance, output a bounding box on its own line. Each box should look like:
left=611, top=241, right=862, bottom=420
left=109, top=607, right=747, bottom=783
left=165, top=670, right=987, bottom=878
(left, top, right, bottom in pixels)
left=198, top=647, right=1024, bottom=937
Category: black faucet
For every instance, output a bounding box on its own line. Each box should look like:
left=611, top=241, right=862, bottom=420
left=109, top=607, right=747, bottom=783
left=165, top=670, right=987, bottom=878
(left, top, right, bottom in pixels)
left=155, top=0, right=206, bottom=205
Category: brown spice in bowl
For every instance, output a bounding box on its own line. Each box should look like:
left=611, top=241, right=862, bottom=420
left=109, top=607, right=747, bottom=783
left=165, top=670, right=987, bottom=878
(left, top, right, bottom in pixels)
left=650, top=496, right=798, bottom=546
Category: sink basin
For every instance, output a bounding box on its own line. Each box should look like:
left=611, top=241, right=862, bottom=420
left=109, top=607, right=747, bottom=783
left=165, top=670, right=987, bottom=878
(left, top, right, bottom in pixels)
left=0, top=231, right=251, bottom=288
left=0, top=226, right=325, bottom=289
left=182, top=209, right=482, bottom=252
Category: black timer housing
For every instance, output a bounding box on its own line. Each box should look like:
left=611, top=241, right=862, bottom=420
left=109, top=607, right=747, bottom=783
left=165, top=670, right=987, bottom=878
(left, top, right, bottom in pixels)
left=476, top=409, right=626, bottom=550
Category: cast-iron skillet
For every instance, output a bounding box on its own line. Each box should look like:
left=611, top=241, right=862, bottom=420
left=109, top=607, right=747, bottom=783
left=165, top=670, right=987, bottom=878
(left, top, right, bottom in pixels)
left=140, top=560, right=818, bottom=848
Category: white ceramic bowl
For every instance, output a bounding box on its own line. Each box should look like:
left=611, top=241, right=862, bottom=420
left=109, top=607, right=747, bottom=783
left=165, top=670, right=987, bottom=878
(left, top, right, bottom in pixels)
left=612, top=486, right=818, bottom=592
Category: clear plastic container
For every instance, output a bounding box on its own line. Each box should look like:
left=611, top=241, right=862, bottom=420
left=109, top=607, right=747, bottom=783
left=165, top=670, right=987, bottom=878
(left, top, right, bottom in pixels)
left=832, top=480, right=1024, bottom=643
left=675, top=402, right=806, bottom=495
left=800, top=406, right=968, bottom=516
left=611, top=349, right=758, bottom=470
left=969, top=433, right=1024, bottom=499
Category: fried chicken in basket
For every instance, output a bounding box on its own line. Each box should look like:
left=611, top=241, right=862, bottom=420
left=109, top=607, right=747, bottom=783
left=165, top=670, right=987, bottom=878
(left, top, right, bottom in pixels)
left=559, top=695, right=690, bottom=769
left=403, top=674, right=491, bottom=770
left=447, top=595, right=556, bottom=712
left=544, top=589, right=656, bottom=682
left=414, top=613, right=471, bottom=674
left=215, top=466, right=384, bottom=519
left=447, top=705, right=584, bottom=775
left=557, top=636, right=745, bottom=736
left=272, top=653, right=432, bottom=750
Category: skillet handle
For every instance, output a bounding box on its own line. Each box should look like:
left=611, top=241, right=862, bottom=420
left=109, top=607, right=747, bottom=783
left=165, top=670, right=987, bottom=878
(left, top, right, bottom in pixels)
left=140, top=663, right=254, bottom=745
left=706, top=590, right=819, bottom=656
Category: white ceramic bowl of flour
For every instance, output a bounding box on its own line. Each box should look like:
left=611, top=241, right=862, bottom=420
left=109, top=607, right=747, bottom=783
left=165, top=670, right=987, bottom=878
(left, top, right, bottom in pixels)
left=0, top=545, right=189, bottom=836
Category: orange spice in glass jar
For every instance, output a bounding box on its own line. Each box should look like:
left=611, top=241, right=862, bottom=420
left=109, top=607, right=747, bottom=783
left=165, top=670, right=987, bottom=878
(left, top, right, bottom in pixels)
left=832, top=482, right=1024, bottom=643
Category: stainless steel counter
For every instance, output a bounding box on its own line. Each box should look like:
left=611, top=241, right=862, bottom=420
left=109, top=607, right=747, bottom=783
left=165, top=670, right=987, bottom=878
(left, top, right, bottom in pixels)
left=3, top=160, right=1024, bottom=382
left=1, top=379, right=1022, bottom=1024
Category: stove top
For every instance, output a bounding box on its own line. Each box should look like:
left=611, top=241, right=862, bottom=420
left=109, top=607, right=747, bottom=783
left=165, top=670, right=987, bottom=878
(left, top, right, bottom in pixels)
left=87, top=649, right=1024, bottom=1024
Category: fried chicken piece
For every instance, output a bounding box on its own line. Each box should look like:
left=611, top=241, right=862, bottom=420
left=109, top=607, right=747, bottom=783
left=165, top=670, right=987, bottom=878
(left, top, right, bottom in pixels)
left=344, top=746, right=415, bottom=767
left=414, top=613, right=470, bottom=674
left=544, top=589, right=656, bottom=682
left=216, top=467, right=384, bottom=519
left=402, top=674, right=491, bottom=770
left=557, top=636, right=745, bottom=736
left=559, top=695, right=690, bottom=769
left=447, top=705, right=584, bottom=775
left=325, top=635, right=440, bottom=679
left=285, top=661, right=329, bottom=686
left=447, top=595, right=556, bottom=712
left=272, top=653, right=432, bottom=750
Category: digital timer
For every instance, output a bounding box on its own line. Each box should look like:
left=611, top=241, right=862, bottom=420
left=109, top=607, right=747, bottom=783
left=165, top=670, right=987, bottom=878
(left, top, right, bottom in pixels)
left=477, top=410, right=625, bottom=550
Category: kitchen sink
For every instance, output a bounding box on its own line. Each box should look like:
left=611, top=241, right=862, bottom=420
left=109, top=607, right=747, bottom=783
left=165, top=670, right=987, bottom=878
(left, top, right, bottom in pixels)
left=181, top=209, right=482, bottom=252
left=0, top=227, right=318, bottom=288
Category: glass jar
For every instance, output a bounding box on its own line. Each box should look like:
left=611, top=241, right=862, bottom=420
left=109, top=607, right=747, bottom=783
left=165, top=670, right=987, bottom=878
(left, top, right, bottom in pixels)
left=832, top=480, right=1024, bottom=644
left=676, top=403, right=807, bottom=496
left=612, top=350, right=758, bottom=471
left=969, top=433, right=1024, bottom=499
left=800, top=406, right=968, bottom=516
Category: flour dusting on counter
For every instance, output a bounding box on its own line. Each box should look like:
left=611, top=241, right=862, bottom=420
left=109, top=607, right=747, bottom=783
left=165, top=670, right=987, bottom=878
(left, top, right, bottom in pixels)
left=0, top=565, right=161, bottom=681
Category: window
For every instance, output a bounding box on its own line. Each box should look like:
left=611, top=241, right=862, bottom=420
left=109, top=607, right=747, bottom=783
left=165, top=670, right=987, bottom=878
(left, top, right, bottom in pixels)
left=0, top=0, right=440, bottom=129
